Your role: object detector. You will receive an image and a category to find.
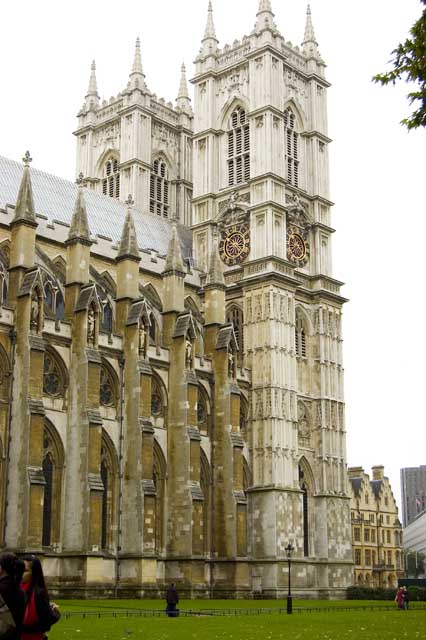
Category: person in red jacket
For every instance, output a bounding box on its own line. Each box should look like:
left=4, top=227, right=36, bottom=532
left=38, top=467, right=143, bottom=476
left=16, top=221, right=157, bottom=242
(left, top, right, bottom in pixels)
left=20, top=556, right=52, bottom=640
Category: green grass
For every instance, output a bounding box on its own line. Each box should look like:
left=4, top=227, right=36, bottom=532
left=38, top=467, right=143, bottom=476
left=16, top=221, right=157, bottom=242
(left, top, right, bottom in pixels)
left=48, top=601, right=426, bottom=640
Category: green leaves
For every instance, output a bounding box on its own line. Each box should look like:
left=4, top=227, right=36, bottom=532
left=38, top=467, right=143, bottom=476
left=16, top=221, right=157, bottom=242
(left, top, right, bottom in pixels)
left=373, top=0, right=426, bottom=129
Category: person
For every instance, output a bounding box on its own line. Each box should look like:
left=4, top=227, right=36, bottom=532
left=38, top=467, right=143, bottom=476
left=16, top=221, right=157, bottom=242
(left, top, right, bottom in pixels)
left=0, top=553, right=26, bottom=639
left=402, top=585, right=409, bottom=610
left=395, top=586, right=404, bottom=609
left=165, top=583, right=179, bottom=617
left=20, top=556, right=52, bottom=640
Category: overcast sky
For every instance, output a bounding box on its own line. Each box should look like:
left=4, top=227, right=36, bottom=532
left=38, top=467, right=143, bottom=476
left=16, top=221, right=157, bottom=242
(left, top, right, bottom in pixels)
left=1, top=0, right=425, bottom=514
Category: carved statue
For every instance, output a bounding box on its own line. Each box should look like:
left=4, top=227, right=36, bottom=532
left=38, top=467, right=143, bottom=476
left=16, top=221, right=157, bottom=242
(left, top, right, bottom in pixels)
left=228, top=350, right=235, bottom=378
left=139, top=321, right=146, bottom=357
left=87, top=307, right=96, bottom=345
left=185, top=338, right=193, bottom=369
left=30, top=295, right=39, bottom=331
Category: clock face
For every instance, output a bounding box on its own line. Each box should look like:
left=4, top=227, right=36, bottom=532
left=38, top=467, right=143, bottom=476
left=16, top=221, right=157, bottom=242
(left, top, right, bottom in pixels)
left=219, top=223, right=250, bottom=266
left=288, top=233, right=306, bottom=260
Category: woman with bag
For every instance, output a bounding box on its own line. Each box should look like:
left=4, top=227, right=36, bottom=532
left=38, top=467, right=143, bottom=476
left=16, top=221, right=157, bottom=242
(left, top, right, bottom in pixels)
left=0, top=553, right=25, bottom=639
left=20, top=556, right=52, bottom=640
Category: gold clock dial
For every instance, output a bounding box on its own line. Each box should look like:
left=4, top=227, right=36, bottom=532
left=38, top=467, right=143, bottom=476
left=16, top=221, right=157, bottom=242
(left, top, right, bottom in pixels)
left=219, top=224, right=250, bottom=266
left=288, top=233, right=306, bottom=260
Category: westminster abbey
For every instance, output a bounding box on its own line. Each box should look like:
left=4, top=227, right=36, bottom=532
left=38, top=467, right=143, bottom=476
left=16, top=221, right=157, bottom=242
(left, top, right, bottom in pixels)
left=0, top=1, right=353, bottom=597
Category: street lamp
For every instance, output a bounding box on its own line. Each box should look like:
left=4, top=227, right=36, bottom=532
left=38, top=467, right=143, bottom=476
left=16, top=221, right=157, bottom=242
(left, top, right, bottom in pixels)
left=285, top=543, right=294, bottom=614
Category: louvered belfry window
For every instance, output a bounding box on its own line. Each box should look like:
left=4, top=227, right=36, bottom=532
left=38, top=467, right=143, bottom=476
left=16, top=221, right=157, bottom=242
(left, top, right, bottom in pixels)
left=284, top=108, right=299, bottom=187
left=228, top=107, right=250, bottom=186
left=149, top=159, right=169, bottom=218
left=102, top=158, right=120, bottom=199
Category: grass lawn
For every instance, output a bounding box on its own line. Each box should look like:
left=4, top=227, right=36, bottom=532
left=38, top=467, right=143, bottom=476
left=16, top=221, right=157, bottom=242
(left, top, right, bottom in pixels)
left=48, top=600, right=426, bottom=640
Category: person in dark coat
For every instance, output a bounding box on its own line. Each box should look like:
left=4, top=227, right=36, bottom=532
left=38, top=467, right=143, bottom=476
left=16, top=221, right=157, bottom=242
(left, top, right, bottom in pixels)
left=402, top=586, right=409, bottom=610
left=20, top=556, right=52, bottom=640
left=0, top=553, right=26, bottom=640
left=165, top=583, right=179, bottom=617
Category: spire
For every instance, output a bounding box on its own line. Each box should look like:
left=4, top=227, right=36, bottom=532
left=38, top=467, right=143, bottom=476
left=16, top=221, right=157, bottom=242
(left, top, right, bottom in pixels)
left=255, top=0, right=276, bottom=32
left=302, top=4, right=319, bottom=57
left=85, top=60, right=99, bottom=110
left=176, top=63, right=192, bottom=114
left=67, top=174, right=91, bottom=244
left=117, top=196, right=140, bottom=261
left=206, top=229, right=224, bottom=287
left=128, top=37, right=147, bottom=91
left=201, top=1, right=218, bottom=56
left=12, top=151, right=37, bottom=227
left=164, top=223, right=185, bottom=273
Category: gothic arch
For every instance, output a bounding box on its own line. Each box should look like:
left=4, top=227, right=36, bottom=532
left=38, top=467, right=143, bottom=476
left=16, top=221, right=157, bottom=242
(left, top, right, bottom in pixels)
left=295, top=305, right=314, bottom=335
left=153, top=438, right=167, bottom=554
left=219, top=96, right=250, bottom=130
left=283, top=98, right=306, bottom=131
left=298, top=456, right=315, bottom=558
left=226, top=303, right=244, bottom=361
left=43, top=345, right=68, bottom=404
left=184, top=296, right=203, bottom=323
left=243, top=456, right=252, bottom=491
left=142, top=283, right=163, bottom=311
left=151, top=372, right=168, bottom=428
left=52, top=255, right=67, bottom=283
left=99, top=358, right=119, bottom=414
left=101, top=428, right=119, bottom=552
left=42, top=419, right=65, bottom=548
left=100, top=271, right=117, bottom=298
left=0, top=240, right=10, bottom=268
left=95, top=148, right=120, bottom=178
left=197, top=382, right=211, bottom=436
left=151, top=151, right=176, bottom=179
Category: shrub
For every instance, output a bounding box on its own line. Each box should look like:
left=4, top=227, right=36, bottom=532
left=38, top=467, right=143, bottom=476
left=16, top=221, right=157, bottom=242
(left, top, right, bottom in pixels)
left=346, top=586, right=396, bottom=600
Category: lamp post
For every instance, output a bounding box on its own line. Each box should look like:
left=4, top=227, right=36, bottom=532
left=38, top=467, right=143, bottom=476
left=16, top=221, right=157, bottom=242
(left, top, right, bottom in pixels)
left=285, top=543, right=294, bottom=614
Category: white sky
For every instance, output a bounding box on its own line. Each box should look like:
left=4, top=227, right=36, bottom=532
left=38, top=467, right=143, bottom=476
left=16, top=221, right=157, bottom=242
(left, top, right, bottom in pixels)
left=1, top=0, right=425, bottom=514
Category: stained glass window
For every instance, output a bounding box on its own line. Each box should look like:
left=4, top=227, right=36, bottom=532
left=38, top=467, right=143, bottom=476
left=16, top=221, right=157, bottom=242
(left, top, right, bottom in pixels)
left=100, top=367, right=115, bottom=407
left=43, top=354, right=62, bottom=397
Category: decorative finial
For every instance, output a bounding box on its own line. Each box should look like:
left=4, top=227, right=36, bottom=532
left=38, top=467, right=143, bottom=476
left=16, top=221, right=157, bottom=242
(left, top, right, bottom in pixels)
left=255, top=0, right=276, bottom=32
left=125, top=194, right=134, bottom=207
left=302, top=3, right=319, bottom=56
left=76, top=172, right=84, bottom=185
left=22, top=151, right=32, bottom=166
left=203, top=0, right=217, bottom=41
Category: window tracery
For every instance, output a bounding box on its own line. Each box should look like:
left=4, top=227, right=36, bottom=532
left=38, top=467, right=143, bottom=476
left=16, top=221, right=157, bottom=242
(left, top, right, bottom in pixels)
left=150, top=158, right=169, bottom=218
left=102, top=157, right=120, bottom=199
left=99, top=366, right=116, bottom=407
left=284, top=107, right=299, bottom=188
left=43, top=353, right=64, bottom=398
left=151, top=378, right=164, bottom=417
left=228, top=107, right=250, bottom=186
left=226, top=305, right=244, bottom=362
left=295, top=317, right=307, bottom=358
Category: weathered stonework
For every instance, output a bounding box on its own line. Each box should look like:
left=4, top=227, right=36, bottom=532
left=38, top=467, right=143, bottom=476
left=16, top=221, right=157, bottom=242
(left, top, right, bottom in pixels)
left=0, top=1, right=353, bottom=598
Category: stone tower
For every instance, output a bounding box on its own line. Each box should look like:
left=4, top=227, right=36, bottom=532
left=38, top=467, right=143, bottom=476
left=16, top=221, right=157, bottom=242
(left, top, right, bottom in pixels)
left=191, top=1, right=352, bottom=594
left=75, top=41, right=193, bottom=224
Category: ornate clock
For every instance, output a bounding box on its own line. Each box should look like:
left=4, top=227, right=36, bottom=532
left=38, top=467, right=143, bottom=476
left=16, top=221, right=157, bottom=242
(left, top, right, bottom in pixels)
left=286, top=226, right=310, bottom=267
left=219, top=223, right=250, bottom=266
left=288, top=233, right=306, bottom=260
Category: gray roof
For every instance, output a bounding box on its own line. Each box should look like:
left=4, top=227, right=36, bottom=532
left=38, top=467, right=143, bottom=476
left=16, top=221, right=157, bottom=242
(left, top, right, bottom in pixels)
left=349, top=477, right=362, bottom=496
left=0, top=155, right=192, bottom=258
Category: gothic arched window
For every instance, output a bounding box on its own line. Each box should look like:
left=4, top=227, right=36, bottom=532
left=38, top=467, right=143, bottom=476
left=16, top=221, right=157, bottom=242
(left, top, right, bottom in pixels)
left=99, top=365, right=116, bottom=407
left=100, top=432, right=118, bottom=552
left=42, top=453, right=53, bottom=547
left=151, top=377, right=164, bottom=418
left=42, top=423, right=64, bottom=548
left=228, top=106, right=250, bottom=186
left=299, top=465, right=309, bottom=557
left=150, top=159, right=169, bottom=218
left=295, top=316, right=307, bottom=358
left=43, top=352, right=64, bottom=398
left=101, top=301, right=113, bottom=333
left=226, top=305, right=244, bottom=362
left=102, top=157, right=120, bottom=199
left=284, top=108, right=299, bottom=187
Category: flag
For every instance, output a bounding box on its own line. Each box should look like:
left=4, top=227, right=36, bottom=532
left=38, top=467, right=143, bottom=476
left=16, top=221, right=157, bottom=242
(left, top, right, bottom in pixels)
left=416, top=497, right=422, bottom=508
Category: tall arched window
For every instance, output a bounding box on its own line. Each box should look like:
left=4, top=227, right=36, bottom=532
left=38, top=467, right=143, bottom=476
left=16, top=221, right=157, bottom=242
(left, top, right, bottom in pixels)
left=284, top=108, right=299, bottom=188
left=150, top=159, right=169, bottom=218
left=42, top=422, right=64, bottom=548
left=226, top=305, right=244, bottom=362
left=228, top=107, right=250, bottom=186
left=100, top=431, right=118, bottom=552
left=295, top=316, right=307, bottom=358
left=102, top=157, right=120, bottom=199
left=299, top=465, right=309, bottom=557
